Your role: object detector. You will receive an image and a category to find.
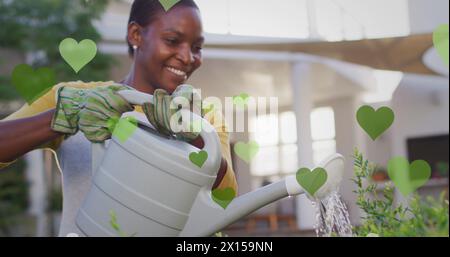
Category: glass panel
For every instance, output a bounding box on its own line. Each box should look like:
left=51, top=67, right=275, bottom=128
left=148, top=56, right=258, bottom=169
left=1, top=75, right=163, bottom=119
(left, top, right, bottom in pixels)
left=315, top=0, right=410, bottom=41
left=335, top=0, right=410, bottom=39
left=195, top=0, right=309, bottom=38
left=314, top=0, right=344, bottom=41
left=250, top=146, right=279, bottom=176
left=281, top=144, right=298, bottom=174
left=250, top=114, right=278, bottom=146
left=312, top=140, right=337, bottom=166
left=310, top=107, right=335, bottom=141
left=194, top=0, right=410, bottom=40
left=280, top=111, right=297, bottom=144
left=229, top=0, right=309, bottom=38
left=195, top=0, right=229, bottom=34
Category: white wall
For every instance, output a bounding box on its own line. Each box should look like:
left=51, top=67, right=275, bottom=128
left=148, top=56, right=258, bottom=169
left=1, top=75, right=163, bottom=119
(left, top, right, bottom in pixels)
left=391, top=73, right=449, bottom=203
left=391, top=73, right=449, bottom=158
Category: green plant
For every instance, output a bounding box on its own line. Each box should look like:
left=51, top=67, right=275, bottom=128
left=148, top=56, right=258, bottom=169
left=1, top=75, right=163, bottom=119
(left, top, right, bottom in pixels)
left=47, top=187, right=63, bottom=213
left=352, top=149, right=449, bottom=237
left=214, top=231, right=229, bottom=237
left=436, top=162, right=449, bottom=177
left=0, top=0, right=116, bottom=101
left=0, top=159, right=28, bottom=236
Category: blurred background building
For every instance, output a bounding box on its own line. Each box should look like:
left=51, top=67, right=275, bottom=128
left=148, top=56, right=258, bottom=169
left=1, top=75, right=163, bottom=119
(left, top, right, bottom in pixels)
left=0, top=0, right=448, bottom=236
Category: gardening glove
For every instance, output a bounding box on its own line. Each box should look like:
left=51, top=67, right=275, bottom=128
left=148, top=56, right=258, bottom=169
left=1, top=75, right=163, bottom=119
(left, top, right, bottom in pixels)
left=51, top=83, right=135, bottom=142
left=142, top=84, right=202, bottom=142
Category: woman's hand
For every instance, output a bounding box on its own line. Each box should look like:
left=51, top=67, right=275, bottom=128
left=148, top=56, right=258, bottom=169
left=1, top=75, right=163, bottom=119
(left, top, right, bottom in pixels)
left=51, top=84, right=135, bottom=142
left=142, top=84, right=202, bottom=142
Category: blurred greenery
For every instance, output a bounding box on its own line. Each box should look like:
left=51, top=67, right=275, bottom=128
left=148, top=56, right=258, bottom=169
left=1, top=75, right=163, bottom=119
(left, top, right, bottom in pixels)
left=0, top=0, right=115, bottom=235
left=352, top=148, right=449, bottom=237
left=436, top=162, right=449, bottom=177
left=0, top=0, right=116, bottom=101
left=0, top=159, right=28, bottom=236
left=47, top=187, right=63, bottom=213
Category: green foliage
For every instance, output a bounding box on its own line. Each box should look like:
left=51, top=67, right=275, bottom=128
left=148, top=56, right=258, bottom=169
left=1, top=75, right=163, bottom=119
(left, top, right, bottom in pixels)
left=0, top=73, right=20, bottom=101
left=47, top=187, right=63, bottom=212
left=352, top=148, right=449, bottom=237
left=0, top=159, right=28, bottom=236
left=0, top=0, right=116, bottom=100
left=214, top=231, right=229, bottom=237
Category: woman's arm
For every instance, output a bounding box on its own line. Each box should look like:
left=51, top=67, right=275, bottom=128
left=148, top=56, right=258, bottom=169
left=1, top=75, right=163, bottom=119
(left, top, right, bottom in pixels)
left=0, top=109, right=63, bottom=163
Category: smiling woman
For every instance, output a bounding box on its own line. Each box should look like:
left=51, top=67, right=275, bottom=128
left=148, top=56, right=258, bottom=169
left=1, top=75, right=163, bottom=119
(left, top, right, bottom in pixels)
left=124, top=0, right=204, bottom=93
left=0, top=0, right=237, bottom=237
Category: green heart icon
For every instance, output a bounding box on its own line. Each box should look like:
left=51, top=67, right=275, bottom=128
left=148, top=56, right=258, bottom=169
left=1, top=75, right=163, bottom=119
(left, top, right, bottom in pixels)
left=11, top=64, right=56, bottom=105
left=111, top=116, right=138, bottom=143
left=189, top=150, right=208, bottom=168
left=357, top=105, right=394, bottom=140
left=433, top=24, right=449, bottom=67
left=59, top=38, right=97, bottom=73
left=234, top=140, right=259, bottom=163
left=159, top=0, right=181, bottom=11
left=233, top=93, right=250, bottom=108
left=296, top=168, right=328, bottom=197
left=387, top=157, right=431, bottom=196
left=187, top=119, right=203, bottom=133
left=211, top=187, right=236, bottom=209
left=107, top=116, right=120, bottom=134
left=202, top=102, right=215, bottom=116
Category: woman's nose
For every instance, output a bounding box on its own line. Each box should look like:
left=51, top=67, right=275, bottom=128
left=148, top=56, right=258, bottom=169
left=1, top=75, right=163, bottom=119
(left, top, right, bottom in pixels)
left=177, top=45, right=195, bottom=65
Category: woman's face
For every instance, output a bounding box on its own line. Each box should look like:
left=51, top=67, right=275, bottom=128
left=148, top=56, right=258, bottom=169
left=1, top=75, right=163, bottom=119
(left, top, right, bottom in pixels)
left=136, top=6, right=204, bottom=93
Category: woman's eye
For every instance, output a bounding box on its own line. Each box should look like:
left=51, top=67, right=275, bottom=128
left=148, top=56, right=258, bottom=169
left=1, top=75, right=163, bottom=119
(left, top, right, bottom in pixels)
left=165, top=38, right=178, bottom=45
left=193, top=45, right=203, bottom=52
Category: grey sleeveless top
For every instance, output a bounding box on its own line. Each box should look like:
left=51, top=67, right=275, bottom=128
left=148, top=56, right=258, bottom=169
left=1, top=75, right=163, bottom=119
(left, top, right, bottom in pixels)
left=56, top=132, right=99, bottom=237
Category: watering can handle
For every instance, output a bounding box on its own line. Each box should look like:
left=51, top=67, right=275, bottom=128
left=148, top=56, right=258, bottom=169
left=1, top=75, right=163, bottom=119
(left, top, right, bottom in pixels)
left=90, top=90, right=152, bottom=176
left=117, top=90, right=222, bottom=174
left=117, top=90, right=154, bottom=106
left=91, top=90, right=222, bottom=176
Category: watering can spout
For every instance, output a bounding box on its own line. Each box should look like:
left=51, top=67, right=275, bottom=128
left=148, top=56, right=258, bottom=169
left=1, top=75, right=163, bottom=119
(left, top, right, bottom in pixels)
left=179, top=177, right=301, bottom=236
left=180, top=153, right=345, bottom=236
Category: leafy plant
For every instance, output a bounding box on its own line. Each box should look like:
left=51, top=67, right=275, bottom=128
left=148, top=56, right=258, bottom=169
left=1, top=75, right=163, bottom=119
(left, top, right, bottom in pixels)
left=352, top=148, right=449, bottom=237
left=214, top=231, right=229, bottom=237
left=47, top=187, right=63, bottom=212
left=0, top=0, right=116, bottom=101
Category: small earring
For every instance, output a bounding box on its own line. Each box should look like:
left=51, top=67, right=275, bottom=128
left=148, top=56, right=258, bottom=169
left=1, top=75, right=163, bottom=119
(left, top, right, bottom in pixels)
left=133, top=45, right=138, bottom=51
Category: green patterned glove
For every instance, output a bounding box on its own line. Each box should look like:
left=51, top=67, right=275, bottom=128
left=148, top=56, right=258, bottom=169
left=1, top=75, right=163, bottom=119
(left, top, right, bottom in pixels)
left=142, top=84, right=202, bottom=142
left=51, top=84, right=135, bottom=142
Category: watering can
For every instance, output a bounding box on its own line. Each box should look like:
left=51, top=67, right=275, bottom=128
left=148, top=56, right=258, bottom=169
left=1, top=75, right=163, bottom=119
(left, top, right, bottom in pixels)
left=75, top=90, right=346, bottom=237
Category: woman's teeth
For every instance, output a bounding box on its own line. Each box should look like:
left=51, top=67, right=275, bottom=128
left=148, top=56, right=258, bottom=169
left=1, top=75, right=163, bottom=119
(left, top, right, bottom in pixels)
left=166, top=66, right=187, bottom=77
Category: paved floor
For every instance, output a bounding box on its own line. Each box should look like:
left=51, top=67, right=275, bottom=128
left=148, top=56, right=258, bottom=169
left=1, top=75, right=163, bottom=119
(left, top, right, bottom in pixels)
left=220, top=217, right=317, bottom=237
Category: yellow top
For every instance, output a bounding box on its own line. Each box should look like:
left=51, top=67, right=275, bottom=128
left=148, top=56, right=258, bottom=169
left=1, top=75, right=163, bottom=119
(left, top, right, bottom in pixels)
left=0, top=81, right=238, bottom=193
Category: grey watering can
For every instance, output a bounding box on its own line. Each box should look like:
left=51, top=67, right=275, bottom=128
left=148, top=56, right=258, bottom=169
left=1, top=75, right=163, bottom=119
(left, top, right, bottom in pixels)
left=75, top=90, right=345, bottom=237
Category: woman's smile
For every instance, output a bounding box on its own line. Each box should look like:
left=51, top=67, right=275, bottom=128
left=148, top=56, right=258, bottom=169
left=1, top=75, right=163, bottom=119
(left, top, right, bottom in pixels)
left=165, top=65, right=188, bottom=82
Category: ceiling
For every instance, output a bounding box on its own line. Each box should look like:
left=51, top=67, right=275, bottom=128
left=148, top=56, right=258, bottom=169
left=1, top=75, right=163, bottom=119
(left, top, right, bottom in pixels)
left=206, top=33, right=438, bottom=76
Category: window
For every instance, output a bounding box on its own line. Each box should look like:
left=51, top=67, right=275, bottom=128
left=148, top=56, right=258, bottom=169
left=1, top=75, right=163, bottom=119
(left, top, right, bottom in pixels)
left=310, top=107, right=336, bottom=165
left=195, top=0, right=310, bottom=38
left=250, top=111, right=298, bottom=178
left=249, top=108, right=336, bottom=186
left=194, top=0, right=410, bottom=40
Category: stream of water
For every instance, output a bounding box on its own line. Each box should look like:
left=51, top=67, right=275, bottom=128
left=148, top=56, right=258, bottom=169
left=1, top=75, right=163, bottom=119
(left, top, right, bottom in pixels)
left=311, top=191, right=353, bottom=237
